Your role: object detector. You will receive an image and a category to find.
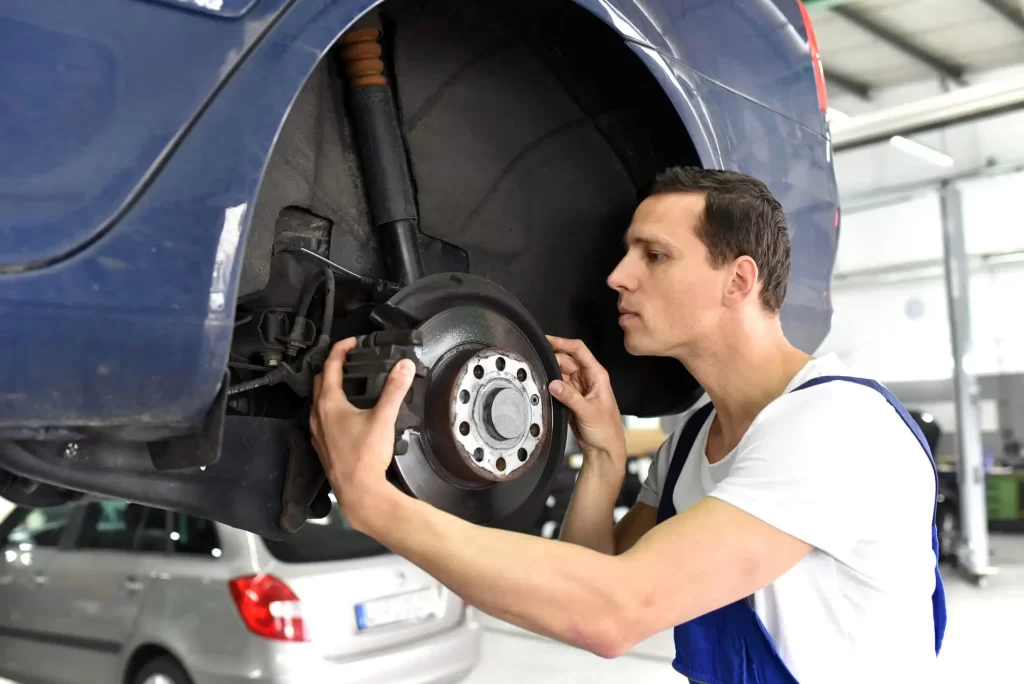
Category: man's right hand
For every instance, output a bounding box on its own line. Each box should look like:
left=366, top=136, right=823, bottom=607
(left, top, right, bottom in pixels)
left=546, top=336, right=627, bottom=475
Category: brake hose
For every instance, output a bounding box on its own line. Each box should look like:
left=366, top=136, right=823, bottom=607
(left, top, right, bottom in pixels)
left=228, top=266, right=336, bottom=396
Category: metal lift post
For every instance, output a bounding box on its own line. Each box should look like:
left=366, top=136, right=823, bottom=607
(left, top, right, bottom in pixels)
left=939, top=181, right=997, bottom=586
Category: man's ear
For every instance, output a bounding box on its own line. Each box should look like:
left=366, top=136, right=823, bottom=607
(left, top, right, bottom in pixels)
left=723, top=256, right=759, bottom=307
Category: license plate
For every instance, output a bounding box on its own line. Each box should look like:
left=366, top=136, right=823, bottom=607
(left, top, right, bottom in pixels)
left=355, top=587, right=439, bottom=631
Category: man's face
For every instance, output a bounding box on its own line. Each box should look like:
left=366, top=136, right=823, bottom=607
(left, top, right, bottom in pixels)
left=606, top=192, right=729, bottom=357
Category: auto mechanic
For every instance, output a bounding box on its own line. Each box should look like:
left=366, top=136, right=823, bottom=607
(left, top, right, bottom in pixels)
left=308, top=167, right=946, bottom=683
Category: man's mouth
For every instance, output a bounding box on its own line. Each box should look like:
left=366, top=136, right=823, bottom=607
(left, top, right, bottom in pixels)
left=617, top=305, right=639, bottom=326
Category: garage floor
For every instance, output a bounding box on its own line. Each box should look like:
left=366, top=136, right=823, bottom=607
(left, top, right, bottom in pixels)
left=462, top=533, right=1024, bottom=684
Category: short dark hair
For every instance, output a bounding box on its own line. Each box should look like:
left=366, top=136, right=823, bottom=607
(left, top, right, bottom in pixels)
left=650, top=166, right=791, bottom=313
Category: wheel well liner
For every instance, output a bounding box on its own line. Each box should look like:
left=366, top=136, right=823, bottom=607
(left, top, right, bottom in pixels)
left=246, top=0, right=708, bottom=417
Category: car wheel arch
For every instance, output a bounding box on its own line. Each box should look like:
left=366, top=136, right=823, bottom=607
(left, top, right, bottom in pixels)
left=231, top=0, right=717, bottom=295
left=123, top=643, right=191, bottom=684
left=241, top=0, right=710, bottom=418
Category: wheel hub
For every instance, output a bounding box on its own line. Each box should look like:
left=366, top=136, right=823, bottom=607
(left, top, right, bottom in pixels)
left=449, top=348, right=544, bottom=481
left=357, top=273, right=567, bottom=526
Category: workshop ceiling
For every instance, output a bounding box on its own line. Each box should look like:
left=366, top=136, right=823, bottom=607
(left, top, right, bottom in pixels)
left=806, top=0, right=1024, bottom=96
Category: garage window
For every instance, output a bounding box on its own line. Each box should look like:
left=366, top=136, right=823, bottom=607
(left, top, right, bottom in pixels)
left=171, top=512, right=221, bottom=557
left=76, top=501, right=169, bottom=553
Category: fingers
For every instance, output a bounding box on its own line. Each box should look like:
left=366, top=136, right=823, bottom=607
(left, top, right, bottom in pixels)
left=549, top=377, right=589, bottom=417
left=319, top=337, right=359, bottom=406
left=370, top=359, right=416, bottom=428
left=546, top=335, right=607, bottom=380
left=555, top=352, right=580, bottom=376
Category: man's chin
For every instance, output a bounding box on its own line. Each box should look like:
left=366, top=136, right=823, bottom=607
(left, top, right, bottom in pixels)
left=623, top=333, right=655, bottom=357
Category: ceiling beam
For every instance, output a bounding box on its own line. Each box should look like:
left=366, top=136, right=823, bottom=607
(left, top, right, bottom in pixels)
left=824, top=68, right=872, bottom=100
left=977, top=0, right=1024, bottom=34
left=830, top=79, right=1024, bottom=151
left=832, top=5, right=968, bottom=84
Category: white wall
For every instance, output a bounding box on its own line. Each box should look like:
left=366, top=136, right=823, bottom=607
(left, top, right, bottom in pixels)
left=816, top=170, right=1024, bottom=384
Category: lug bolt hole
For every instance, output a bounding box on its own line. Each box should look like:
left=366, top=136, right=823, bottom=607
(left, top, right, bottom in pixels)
left=531, top=394, right=540, bottom=406
left=473, top=365, right=484, bottom=379
left=459, top=390, right=470, bottom=404
left=517, top=368, right=527, bottom=382
left=518, top=448, right=528, bottom=462
left=459, top=422, right=470, bottom=436
left=496, top=457, right=506, bottom=472
left=473, top=448, right=484, bottom=462
left=530, top=423, right=540, bottom=437
left=496, top=357, right=506, bottom=371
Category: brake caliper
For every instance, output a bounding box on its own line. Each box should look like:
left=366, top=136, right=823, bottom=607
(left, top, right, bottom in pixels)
left=343, top=329, right=431, bottom=455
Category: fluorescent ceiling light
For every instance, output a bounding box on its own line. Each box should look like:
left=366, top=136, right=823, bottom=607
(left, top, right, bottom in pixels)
left=889, top=135, right=954, bottom=167
left=828, top=107, right=954, bottom=167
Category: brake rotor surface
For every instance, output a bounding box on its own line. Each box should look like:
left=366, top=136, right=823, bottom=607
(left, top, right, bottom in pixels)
left=371, top=273, right=567, bottom=525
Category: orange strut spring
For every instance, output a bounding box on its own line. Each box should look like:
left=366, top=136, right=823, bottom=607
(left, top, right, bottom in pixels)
left=340, top=29, right=387, bottom=88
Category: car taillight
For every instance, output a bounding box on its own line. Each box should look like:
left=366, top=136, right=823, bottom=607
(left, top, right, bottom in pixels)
left=797, top=0, right=828, bottom=113
left=228, top=574, right=308, bottom=642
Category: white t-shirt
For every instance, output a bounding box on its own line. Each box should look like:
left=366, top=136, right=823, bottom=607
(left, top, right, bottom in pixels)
left=637, top=353, right=939, bottom=684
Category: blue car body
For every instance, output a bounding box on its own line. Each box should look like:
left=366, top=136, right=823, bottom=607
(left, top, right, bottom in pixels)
left=0, top=0, right=839, bottom=532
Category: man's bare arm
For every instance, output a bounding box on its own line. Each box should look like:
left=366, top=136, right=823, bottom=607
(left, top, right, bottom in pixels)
left=613, top=501, right=657, bottom=554
left=560, top=486, right=658, bottom=555
left=557, top=465, right=621, bottom=554
left=352, top=490, right=811, bottom=659
left=310, top=337, right=812, bottom=658
left=545, top=335, right=629, bottom=555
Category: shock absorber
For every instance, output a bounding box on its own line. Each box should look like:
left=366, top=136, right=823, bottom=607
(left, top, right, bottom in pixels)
left=338, top=24, right=425, bottom=286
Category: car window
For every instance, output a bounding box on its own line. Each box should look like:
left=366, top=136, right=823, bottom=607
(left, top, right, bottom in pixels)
left=1, top=504, right=75, bottom=549
left=171, top=513, right=221, bottom=557
left=77, top=501, right=167, bottom=553
left=260, top=499, right=389, bottom=564
left=135, top=507, right=170, bottom=553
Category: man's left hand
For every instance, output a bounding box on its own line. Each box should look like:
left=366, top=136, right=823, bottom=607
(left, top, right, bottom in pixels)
left=310, top=337, right=416, bottom=533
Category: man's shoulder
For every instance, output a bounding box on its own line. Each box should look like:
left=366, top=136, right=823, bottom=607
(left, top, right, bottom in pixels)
left=756, top=359, right=908, bottom=440
left=786, top=355, right=897, bottom=413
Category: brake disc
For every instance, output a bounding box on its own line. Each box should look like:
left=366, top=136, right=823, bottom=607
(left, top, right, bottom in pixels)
left=368, top=273, right=567, bottom=526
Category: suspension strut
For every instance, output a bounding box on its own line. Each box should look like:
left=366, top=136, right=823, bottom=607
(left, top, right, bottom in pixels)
left=338, top=24, right=425, bottom=286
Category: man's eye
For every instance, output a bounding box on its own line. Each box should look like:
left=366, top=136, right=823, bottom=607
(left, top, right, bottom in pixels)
left=647, top=251, right=664, bottom=262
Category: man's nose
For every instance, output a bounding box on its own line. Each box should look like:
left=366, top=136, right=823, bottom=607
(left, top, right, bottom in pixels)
left=606, top=254, right=634, bottom=292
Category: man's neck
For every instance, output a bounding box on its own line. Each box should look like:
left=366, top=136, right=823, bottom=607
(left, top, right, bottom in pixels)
left=678, top=321, right=812, bottom=450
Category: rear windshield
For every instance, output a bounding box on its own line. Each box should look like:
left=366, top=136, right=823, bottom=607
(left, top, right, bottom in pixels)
left=261, top=501, right=390, bottom=564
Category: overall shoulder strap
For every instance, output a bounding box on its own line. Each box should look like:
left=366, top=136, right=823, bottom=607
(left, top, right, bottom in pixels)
left=792, top=373, right=947, bottom=654
left=656, top=401, right=715, bottom=524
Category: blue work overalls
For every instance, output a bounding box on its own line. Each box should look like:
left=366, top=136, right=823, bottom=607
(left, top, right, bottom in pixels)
left=655, top=375, right=948, bottom=684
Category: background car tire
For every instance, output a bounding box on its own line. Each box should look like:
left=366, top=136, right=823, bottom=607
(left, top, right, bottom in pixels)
left=133, top=654, right=194, bottom=684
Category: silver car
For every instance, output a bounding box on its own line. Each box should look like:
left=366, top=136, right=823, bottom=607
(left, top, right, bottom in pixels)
left=0, top=497, right=481, bottom=684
